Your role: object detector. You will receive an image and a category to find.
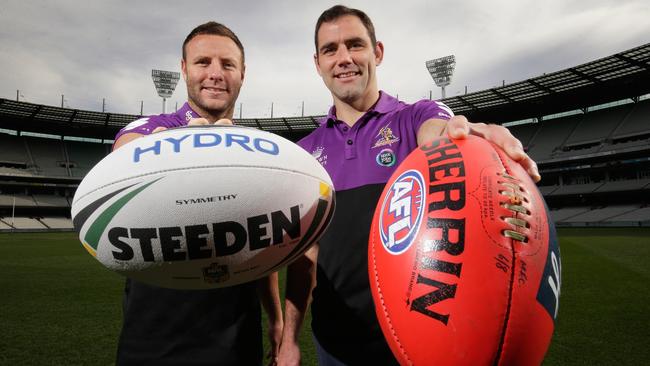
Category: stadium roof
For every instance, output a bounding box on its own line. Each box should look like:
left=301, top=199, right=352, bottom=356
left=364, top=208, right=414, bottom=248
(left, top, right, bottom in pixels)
left=1, top=43, right=649, bottom=139
left=445, top=43, right=650, bottom=122
left=0, top=98, right=323, bottom=140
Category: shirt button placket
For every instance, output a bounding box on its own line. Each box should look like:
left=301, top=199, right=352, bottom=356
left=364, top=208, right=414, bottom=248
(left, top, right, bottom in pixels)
left=344, top=125, right=356, bottom=159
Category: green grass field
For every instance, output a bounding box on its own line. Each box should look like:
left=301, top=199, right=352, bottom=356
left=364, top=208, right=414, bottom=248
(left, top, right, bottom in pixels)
left=1, top=229, right=648, bottom=365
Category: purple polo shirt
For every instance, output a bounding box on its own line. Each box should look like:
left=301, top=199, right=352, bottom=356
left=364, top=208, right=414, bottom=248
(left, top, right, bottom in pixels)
left=114, top=102, right=200, bottom=141
left=298, top=91, right=453, bottom=191
left=300, top=91, right=454, bottom=363
left=113, top=101, right=265, bottom=365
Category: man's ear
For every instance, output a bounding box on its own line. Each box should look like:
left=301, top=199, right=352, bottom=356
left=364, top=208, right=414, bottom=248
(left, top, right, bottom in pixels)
left=241, top=63, right=246, bottom=84
left=181, top=59, right=188, bottom=81
left=314, top=53, right=323, bottom=76
left=374, top=41, right=384, bottom=66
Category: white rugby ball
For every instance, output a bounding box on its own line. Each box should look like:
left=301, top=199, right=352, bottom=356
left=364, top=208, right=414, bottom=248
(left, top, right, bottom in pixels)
left=71, top=125, right=335, bottom=289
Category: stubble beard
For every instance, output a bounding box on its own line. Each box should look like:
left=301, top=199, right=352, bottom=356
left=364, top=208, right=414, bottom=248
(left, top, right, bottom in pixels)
left=333, top=84, right=364, bottom=105
left=188, top=87, right=237, bottom=120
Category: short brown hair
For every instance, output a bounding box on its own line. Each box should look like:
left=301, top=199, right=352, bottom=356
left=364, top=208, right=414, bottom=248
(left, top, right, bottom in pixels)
left=314, top=5, right=377, bottom=52
left=182, top=21, right=245, bottom=64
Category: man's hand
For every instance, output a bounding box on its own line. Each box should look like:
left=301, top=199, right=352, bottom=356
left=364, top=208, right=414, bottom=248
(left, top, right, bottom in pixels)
left=188, top=117, right=234, bottom=126
left=150, top=117, right=234, bottom=134
left=417, top=116, right=540, bottom=182
left=446, top=116, right=540, bottom=182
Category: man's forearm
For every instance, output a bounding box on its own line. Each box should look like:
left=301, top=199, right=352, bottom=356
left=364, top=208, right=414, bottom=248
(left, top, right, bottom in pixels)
left=258, top=271, right=283, bottom=324
left=282, top=244, right=318, bottom=342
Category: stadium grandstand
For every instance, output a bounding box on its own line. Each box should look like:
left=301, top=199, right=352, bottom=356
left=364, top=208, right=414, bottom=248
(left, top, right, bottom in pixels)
left=1, top=43, right=649, bottom=231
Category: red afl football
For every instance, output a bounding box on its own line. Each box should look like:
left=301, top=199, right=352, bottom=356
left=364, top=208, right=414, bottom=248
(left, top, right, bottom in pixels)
left=369, top=135, right=561, bottom=365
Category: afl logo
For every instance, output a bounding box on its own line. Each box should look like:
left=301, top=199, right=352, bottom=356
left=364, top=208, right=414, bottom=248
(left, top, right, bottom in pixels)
left=379, top=169, right=425, bottom=255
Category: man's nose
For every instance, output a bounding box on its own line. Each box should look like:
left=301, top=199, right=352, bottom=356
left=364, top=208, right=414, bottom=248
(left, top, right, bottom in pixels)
left=207, top=64, right=225, bottom=81
left=336, top=46, right=353, bottom=66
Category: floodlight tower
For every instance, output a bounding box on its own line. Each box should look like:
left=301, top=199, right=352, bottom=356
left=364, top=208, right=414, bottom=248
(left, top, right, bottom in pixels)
left=426, top=55, right=456, bottom=99
left=151, top=69, right=180, bottom=113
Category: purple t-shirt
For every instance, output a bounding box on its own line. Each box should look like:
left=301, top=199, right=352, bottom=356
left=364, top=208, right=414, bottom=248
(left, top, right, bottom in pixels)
left=298, top=91, right=453, bottom=191
left=114, top=102, right=200, bottom=141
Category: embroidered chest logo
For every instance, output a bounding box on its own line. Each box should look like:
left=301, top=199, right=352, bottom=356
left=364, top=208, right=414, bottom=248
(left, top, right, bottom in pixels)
left=372, top=125, right=400, bottom=148
left=312, top=146, right=328, bottom=166
left=376, top=148, right=396, bottom=167
left=185, top=110, right=194, bottom=122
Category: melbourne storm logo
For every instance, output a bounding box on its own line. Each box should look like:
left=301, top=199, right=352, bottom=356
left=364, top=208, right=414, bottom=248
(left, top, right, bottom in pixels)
left=379, top=170, right=425, bottom=255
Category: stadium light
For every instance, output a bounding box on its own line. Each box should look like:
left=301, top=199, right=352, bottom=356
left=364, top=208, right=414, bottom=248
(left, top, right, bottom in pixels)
left=152, top=69, right=180, bottom=113
left=426, top=55, right=456, bottom=99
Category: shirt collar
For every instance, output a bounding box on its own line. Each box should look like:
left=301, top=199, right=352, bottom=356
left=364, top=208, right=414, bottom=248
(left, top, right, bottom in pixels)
left=324, top=91, right=399, bottom=127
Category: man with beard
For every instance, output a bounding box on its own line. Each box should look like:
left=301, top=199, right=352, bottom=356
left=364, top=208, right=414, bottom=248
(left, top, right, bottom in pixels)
left=113, top=21, right=282, bottom=366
